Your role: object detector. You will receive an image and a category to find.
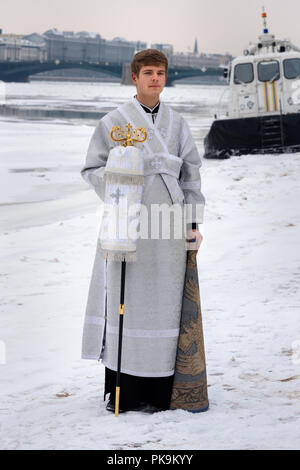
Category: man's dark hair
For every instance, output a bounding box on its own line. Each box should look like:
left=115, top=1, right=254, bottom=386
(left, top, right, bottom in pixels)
left=131, top=49, right=168, bottom=77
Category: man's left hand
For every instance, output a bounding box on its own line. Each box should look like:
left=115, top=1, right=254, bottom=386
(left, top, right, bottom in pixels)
left=186, top=229, right=203, bottom=253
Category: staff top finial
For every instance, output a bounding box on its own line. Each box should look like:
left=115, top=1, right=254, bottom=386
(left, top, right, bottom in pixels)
left=110, top=123, right=147, bottom=147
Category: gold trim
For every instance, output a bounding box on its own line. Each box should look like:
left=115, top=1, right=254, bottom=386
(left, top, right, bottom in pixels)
left=119, top=304, right=124, bottom=315
left=272, top=81, right=278, bottom=111
left=266, top=82, right=270, bottom=112
left=271, top=81, right=275, bottom=111
left=263, top=82, right=267, bottom=112
left=264, top=82, right=270, bottom=112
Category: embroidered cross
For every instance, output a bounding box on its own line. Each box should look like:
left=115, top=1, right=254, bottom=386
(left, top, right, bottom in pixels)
left=159, top=127, right=167, bottom=139
left=109, top=187, right=125, bottom=240
left=147, top=128, right=154, bottom=140
left=110, top=187, right=124, bottom=204
left=151, top=157, right=162, bottom=169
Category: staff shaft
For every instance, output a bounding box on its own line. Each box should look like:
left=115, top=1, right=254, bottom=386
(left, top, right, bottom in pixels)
left=115, top=260, right=126, bottom=417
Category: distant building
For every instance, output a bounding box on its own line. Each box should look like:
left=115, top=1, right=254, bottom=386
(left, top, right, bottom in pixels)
left=170, top=51, right=231, bottom=69
left=43, top=29, right=143, bottom=64
left=135, top=41, right=147, bottom=52
left=0, top=29, right=146, bottom=65
left=0, top=35, right=47, bottom=61
left=151, top=43, right=173, bottom=57
left=193, top=38, right=198, bottom=55
left=23, top=33, right=47, bottom=46
left=0, top=28, right=232, bottom=70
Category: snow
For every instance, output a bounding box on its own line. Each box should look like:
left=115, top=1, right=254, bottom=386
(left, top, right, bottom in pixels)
left=0, top=82, right=299, bottom=450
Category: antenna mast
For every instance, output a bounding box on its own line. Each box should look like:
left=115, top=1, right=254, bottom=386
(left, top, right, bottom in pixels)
left=262, top=5, right=269, bottom=34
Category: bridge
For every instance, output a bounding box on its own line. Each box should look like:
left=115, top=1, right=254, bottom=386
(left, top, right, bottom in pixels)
left=0, top=60, right=223, bottom=86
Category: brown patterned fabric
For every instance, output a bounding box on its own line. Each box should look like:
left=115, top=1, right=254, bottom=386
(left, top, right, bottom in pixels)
left=170, top=250, right=209, bottom=413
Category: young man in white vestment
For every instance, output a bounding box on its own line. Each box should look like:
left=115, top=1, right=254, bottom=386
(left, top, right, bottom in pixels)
left=81, top=49, right=205, bottom=413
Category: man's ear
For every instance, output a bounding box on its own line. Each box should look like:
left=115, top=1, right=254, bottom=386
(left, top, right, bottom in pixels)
left=131, top=73, right=137, bottom=85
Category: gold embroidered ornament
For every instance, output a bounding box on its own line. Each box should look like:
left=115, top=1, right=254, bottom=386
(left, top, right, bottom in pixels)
left=110, top=123, right=147, bottom=148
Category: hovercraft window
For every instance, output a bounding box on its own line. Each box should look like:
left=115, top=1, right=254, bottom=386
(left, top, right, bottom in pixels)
left=258, top=60, right=280, bottom=82
left=283, top=58, right=300, bottom=80
left=234, top=63, right=254, bottom=84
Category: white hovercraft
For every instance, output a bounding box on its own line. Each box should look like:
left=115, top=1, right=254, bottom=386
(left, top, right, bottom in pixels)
left=204, top=8, right=300, bottom=159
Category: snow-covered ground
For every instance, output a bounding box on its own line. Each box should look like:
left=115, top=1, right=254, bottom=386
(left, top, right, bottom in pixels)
left=0, top=82, right=299, bottom=450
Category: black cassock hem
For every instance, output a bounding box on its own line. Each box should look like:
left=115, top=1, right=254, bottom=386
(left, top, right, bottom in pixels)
left=104, top=367, right=174, bottom=411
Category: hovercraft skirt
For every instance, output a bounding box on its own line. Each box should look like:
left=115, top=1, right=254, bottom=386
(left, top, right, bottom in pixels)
left=204, top=113, right=300, bottom=159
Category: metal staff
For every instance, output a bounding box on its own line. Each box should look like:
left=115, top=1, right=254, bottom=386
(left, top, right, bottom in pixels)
left=110, top=124, right=147, bottom=417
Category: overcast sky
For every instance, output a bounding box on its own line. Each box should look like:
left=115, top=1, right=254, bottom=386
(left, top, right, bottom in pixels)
left=2, top=0, right=300, bottom=55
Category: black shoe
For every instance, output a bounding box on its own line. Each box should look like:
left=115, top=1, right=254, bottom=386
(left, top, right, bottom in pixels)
left=106, top=397, right=165, bottom=414
left=105, top=398, right=125, bottom=414
left=131, top=403, right=166, bottom=414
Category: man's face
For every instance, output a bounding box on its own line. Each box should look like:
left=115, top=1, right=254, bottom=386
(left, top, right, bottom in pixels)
left=132, top=64, right=167, bottom=99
